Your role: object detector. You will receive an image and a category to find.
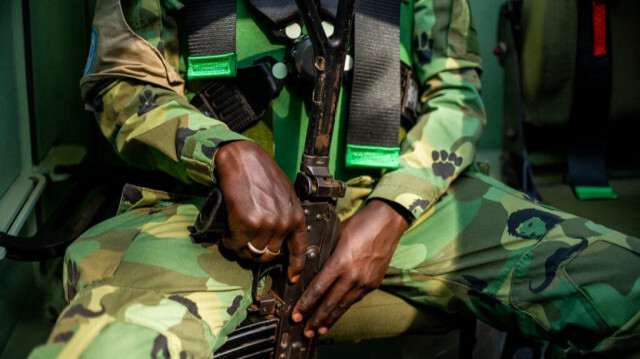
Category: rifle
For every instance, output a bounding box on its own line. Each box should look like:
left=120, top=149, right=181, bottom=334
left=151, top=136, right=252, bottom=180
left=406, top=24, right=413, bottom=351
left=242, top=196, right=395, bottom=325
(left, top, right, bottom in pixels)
left=193, top=0, right=355, bottom=358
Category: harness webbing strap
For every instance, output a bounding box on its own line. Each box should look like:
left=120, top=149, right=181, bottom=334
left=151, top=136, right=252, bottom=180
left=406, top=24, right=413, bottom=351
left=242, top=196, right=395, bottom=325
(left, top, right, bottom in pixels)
left=185, top=0, right=237, bottom=79
left=247, top=0, right=299, bottom=28
left=192, top=81, right=257, bottom=133
left=191, top=61, right=285, bottom=133
left=346, top=0, right=401, bottom=169
left=320, top=0, right=339, bottom=19
left=568, top=0, right=617, bottom=200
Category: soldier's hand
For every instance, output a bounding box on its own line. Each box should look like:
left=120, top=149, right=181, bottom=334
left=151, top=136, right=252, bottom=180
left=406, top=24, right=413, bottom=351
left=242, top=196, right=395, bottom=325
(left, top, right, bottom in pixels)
left=214, top=140, right=307, bottom=282
left=291, top=199, right=409, bottom=337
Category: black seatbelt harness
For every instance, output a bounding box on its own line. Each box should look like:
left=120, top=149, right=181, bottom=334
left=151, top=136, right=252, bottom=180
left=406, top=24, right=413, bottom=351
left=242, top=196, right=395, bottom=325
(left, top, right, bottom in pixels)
left=346, top=0, right=402, bottom=169
left=569, top=0, right=617, bottom=200
left=248, top=0, right=300, bottom=29
left=184, top=0, right=237, bottom=79
left=185, top=0, right=409, bottom=169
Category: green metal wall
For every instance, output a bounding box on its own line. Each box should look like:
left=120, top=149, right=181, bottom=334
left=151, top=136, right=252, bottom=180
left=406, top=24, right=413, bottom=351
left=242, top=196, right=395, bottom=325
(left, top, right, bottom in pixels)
left=470, top=0, right=505, bottom=150
left=1, top=1, right=98, bottom=357
left=0, top=1, right=24, bottom=198
left=27, top=1, right=96, bottom=163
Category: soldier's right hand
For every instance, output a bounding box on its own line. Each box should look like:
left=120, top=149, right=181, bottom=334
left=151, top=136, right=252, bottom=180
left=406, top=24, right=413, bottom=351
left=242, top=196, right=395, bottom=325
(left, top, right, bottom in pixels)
left=214, top=140, right=307, bottom=282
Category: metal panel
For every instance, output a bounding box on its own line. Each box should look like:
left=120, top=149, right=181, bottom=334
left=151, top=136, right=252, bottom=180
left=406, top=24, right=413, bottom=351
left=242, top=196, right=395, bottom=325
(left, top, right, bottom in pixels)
left=470, top=0, right=505, bottom=150
left=0, top=1, right=24, bottom=198
left=26, top=0, right=94, bottom=162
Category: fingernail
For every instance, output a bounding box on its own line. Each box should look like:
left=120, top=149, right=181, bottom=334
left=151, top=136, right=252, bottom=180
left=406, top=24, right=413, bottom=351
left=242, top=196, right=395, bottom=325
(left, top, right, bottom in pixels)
left=304, top=330, right=315, bottom=338
left=291, top=275, right=300, bottom=283
left=318, top=327, right=328, bottom=335
left=292, top=312, right=303, bottom=322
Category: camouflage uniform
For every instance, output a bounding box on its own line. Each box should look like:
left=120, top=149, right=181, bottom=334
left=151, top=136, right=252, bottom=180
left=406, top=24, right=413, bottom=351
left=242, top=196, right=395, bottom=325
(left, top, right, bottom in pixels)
left=30, top=0, right=640, bottom=358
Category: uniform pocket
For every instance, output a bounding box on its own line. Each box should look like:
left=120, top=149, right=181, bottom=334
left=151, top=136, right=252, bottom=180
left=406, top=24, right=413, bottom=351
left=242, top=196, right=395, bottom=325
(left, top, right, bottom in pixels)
left=65, top=184, right=198, bottom=300
left=510, top=223, right=614, bottom=350
left=563, top=233, right=640, bottom=337
left=64, top=209, right=153, bottom=301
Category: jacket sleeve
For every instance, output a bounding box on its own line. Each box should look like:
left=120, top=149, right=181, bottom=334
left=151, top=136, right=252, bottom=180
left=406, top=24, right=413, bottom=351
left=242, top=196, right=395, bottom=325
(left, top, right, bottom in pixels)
left=84, top=0, right=247, bottom=186
left=368, top=0, right=486, bottom=219
left=92, top=80, right=247, bottom=186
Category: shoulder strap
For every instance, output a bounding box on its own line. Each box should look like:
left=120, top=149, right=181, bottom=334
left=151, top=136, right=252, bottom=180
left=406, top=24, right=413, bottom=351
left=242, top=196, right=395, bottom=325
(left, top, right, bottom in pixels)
left=346, top=0, right=403, bottom=169
left=247, top=0, right=300, bottom=29
left=184, top=0, right=238, bottom=79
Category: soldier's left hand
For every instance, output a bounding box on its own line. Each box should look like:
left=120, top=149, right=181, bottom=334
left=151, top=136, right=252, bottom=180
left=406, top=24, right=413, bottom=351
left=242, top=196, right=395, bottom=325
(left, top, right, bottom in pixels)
left=291, top=199, right=409, bottom=337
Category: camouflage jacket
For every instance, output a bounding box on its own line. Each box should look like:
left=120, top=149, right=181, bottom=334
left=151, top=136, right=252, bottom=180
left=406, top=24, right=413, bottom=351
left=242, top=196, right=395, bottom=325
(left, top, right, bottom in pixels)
left=81, top=0, right=485, bottom=220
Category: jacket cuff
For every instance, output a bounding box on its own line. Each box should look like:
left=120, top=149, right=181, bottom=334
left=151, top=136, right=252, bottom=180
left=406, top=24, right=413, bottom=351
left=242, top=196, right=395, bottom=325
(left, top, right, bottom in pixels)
left=368, top=171, right=437, bottom=220
left=181, top=125, right=250, bottom=186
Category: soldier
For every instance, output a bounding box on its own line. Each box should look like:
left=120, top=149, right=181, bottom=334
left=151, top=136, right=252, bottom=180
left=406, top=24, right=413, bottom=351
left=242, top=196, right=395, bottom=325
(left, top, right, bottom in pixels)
left=30, top=0, right=640, bottom=358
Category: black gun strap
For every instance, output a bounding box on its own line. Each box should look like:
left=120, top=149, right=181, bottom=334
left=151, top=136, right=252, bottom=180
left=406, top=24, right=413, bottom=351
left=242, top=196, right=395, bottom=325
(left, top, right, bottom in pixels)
left=568, top=0, right=617, bottom=200
left=184, top=0, right=237, bottom=79
left=191, top=81, right=258, bottom=133
left=346, top=0, right=401, bottom=169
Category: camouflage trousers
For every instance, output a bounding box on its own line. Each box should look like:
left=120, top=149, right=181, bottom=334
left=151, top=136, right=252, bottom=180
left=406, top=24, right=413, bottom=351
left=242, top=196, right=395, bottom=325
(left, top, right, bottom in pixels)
left=30, top=170, right=640, bottom=358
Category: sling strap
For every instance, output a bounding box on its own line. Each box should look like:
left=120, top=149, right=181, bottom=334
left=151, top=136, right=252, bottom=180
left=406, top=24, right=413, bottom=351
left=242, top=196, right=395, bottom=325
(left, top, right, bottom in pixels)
left=568, top=0, right=617, bottom=200
left=346, top=0, right=402, bottom=169
left=184, top=0, right=237, bottom=79
left=191, top=59, right=285, bottom=133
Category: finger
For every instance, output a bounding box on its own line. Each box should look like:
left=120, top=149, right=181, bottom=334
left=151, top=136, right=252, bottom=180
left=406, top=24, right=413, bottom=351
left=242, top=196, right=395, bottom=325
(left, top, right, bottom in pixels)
left=242, top=213, right=277, bottom=251
left=317, top=288, right=366, bottom=334
left=222, top=213, right=258, bottom=254
left=286, top=225, right=307, bottom=282
left=257, top=237, right=285, bottom=262
left=222, top=231, right=259, bottom=260
left=244, top=225, right=273, bottom=260
left=291, top=263, right=337, bottom=325
left=303, top=278, right=354, bottom=337
left=254, top=214, right=291, bottom=262
left=221, top=236, right=245, bottom=254
left=226, top=240, right=255, bottom=259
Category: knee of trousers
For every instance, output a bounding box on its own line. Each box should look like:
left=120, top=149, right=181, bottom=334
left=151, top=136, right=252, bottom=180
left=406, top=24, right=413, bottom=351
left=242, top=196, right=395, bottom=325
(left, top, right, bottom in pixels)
left=62, top=202, right=253, bottom=299
left=56, top=202, right=254, bottom=355
left=32, top=285, right=220, bottom=358
left=508, top=217, right=640, bottom=354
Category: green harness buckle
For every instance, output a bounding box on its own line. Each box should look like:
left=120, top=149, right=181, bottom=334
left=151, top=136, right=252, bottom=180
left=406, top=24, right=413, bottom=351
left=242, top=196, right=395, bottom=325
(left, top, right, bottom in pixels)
left=573, top=185, right=618, bottom=200
left=345, top=144, right=400, bottom=169
left=187, top=53, right=237, bottom=80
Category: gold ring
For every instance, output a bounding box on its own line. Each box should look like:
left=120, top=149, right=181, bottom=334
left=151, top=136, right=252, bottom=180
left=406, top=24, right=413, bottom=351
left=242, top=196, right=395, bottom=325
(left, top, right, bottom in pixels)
left=264, top=248, right=281, bottom=256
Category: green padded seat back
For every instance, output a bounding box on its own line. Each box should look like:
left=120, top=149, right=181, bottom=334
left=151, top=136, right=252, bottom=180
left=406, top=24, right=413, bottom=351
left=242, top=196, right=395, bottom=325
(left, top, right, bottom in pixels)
left=520, top=0, right=640, bottom=127
left=521, top=0, right=577, bottom=127
left=608, top=0, right=640, bottom=121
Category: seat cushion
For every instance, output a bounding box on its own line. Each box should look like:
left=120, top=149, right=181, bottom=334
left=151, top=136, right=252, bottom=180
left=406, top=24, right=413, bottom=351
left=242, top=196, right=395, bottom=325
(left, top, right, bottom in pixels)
left=326, top=289, right=458, bottom=342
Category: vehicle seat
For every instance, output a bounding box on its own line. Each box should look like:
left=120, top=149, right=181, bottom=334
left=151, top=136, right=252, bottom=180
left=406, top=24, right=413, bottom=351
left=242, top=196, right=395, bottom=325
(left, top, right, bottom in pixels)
left=498, top=0, right=640, bottom=238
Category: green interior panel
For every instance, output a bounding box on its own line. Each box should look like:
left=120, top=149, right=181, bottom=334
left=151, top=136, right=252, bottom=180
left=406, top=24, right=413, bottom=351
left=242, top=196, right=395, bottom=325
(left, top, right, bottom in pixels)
left=469, top=0, right=505, bottom=151
left=27, top=0, right=95, bottom=163
left=0, top=261, right=36, bottom=356
left=0, top=1, right=23, bottom=198
left=1, top=1, right=99, bottom=357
